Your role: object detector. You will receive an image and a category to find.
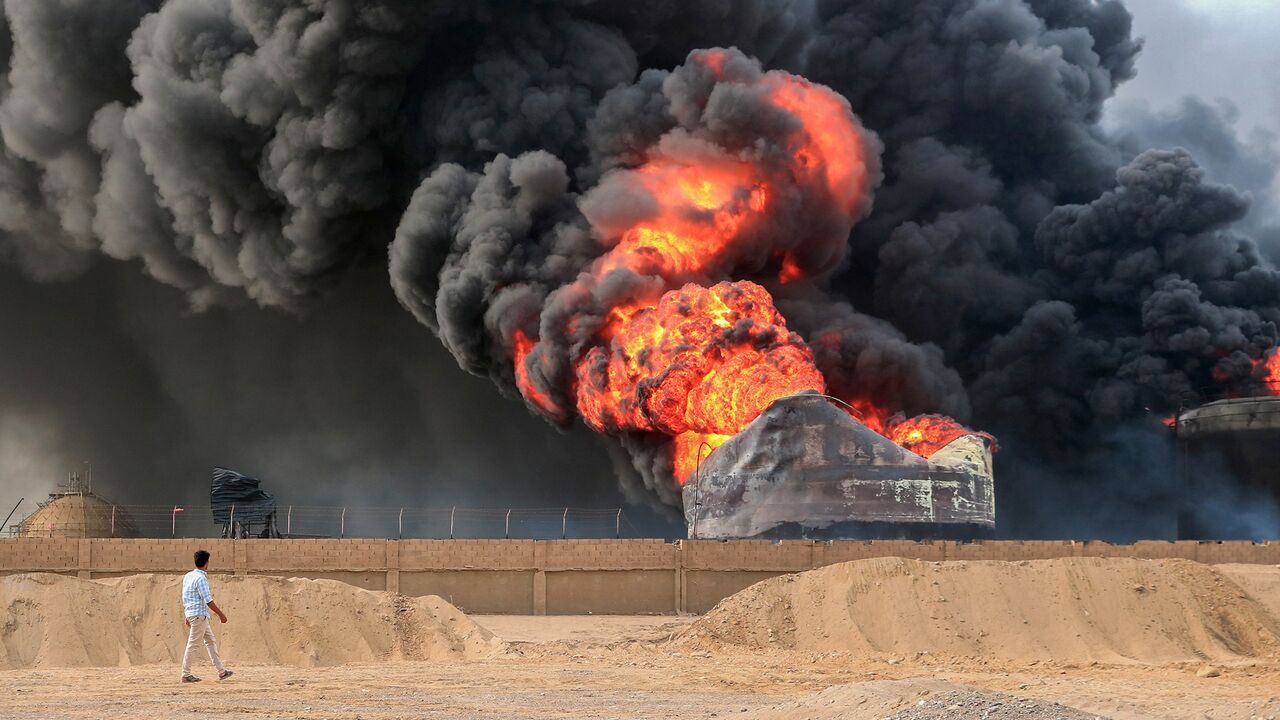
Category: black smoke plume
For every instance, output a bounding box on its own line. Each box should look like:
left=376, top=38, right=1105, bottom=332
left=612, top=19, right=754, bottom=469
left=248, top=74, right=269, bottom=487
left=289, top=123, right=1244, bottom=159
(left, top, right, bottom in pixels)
left=0, top=0, right=1277, bottom=539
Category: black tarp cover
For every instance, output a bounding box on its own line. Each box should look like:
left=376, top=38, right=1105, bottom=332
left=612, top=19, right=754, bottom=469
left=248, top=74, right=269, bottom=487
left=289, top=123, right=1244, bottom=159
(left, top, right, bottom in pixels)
left=210, top=467, right=276, bottom=525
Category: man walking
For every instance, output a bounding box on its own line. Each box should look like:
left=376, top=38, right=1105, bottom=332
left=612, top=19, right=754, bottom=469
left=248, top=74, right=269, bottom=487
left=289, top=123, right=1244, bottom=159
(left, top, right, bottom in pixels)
left=180, top=549, right=233, bottom=683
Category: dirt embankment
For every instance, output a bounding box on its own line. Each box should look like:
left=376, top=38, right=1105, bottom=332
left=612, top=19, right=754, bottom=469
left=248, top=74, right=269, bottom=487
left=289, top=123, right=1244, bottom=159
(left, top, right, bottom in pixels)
left=677, top=557, right=1280, bottom=664
left=6, top=557, right=1280, bottom=675
left=0, top=573, right=504, bottom=669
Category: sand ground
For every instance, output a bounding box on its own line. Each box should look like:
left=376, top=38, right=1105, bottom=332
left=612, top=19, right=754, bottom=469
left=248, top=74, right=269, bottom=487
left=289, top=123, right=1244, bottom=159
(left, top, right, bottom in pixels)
left=4, top=561, right=1280, bottom=719
left=1, top=615, right=1277, bottom=720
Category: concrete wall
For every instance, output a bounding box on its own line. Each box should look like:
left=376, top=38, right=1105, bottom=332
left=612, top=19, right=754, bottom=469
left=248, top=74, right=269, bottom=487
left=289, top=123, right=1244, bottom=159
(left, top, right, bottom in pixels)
left=399, top=571, right=534, bottom=614
left=2, top=538, right=1278, bottom=614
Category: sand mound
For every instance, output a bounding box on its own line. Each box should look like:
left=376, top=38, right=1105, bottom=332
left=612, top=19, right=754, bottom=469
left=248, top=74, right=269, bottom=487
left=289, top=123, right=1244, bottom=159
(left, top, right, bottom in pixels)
left=677, top=557, right=1280, bottom=664
left=1219, top=563, right=1280, bottom=619
left=744, top=680, right=1099, bottom=720
left=0, top=573, right=504, bottom=669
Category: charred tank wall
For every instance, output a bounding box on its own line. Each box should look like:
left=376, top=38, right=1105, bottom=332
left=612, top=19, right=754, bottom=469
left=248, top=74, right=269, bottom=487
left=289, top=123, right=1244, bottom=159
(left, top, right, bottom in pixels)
left=1177, top=398, right=1280, bottom=538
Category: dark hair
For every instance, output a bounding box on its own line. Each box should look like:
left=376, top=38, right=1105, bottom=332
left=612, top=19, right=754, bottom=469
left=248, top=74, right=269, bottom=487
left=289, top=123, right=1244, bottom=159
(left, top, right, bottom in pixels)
left=194, top=550, right=210, bottom=568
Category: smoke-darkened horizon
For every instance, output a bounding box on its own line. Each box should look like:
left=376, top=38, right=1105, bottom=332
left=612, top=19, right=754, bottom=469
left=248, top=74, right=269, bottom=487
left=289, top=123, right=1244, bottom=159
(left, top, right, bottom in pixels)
left=1, top=0, right=1278, bottom=540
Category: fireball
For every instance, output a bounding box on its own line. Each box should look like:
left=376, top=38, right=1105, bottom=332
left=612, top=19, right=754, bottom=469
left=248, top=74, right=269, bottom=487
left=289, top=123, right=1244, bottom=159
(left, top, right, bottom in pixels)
left=506, top=48, right=991, bottom=486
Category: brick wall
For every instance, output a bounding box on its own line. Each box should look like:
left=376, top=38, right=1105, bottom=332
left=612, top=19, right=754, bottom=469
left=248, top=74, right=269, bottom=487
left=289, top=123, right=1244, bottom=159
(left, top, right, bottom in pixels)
left=1, top=538, right=1276, bottom=613
left=0, top=538, right=78, bottom=572
left=246, top=539, right=385, bottom=571
left=543, top=539, right=675, bottom=570
left=399, top=540, right=537, bottom=569
left=90, top=539, right=236, bottom=573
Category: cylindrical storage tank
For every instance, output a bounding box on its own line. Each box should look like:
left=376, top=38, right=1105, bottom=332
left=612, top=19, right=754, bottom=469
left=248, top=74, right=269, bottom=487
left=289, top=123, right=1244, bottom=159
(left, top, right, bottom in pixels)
left=1175, top=397, right=1280, bottom=539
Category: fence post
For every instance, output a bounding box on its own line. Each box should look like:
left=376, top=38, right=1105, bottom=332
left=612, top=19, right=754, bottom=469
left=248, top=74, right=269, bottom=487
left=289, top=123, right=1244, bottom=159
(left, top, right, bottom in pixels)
left=449, top=506, right=455, bottom=539
left=562, top=507, right=568, bottom=539
left=110, top=505, right=116, bottom=537
left=287, top=505, right=292, bottom=536
left=616, top=508, right=621, bottom=539
left=505, top=509, right=511, bottom=539
left=398, top=508, right=404, bottom=540
left=340, top=507, right=346, bottom=539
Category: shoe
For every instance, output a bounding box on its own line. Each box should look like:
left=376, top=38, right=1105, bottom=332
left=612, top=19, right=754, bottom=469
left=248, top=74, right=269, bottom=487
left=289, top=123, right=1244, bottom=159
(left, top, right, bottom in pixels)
left=181, top=675, right=201, bottom=683
left=218, top=670, right=234, bottom=681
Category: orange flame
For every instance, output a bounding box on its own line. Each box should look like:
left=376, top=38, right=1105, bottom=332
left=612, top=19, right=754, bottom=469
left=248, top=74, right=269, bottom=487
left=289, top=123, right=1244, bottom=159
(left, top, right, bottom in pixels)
left=577, top=282, right=825, bottom=485
left=887, top=415, right=996, bottom=459
left=513, top=329, right=561, bottom=417
left=766, top=73, right=870, bottom=216
left=672, top=431, right=732, bottom=484
left=838, top=399, right=891, bottom=435
left=1259, top=349, right=1280, bottom=393
left=597, top=162, right=766, bottom=279
left=508, top=48, right=985, bottom=488
left=571, top=50, right=861, bottom=483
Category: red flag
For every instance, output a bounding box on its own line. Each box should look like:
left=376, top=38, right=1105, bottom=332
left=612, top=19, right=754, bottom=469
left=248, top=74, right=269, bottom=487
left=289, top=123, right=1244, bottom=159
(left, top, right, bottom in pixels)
left=173, top=506, right=185, bottom=513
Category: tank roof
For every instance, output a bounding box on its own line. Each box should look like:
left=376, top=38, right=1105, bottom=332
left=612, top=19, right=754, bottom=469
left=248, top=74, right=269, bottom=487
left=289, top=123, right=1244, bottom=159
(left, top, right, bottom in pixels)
left=16, top=491, right=139, bottom=539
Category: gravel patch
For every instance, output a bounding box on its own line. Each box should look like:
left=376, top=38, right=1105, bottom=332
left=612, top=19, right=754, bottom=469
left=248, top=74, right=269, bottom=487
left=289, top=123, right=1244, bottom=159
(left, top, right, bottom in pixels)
left=883, top=688, right=1106, bottom=720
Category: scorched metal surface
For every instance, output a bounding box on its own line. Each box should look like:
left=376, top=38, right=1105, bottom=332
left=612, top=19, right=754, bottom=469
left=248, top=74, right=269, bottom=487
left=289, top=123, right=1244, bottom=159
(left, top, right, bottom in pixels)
left=683, top=392, right=995, bottom=538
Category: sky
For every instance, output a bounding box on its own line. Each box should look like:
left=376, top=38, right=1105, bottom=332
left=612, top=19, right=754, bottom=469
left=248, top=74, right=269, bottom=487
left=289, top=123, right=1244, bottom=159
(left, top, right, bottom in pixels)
left=1107, top=0, right=1280, bottom=249
left=1112, top=0, right=1280, bottom=139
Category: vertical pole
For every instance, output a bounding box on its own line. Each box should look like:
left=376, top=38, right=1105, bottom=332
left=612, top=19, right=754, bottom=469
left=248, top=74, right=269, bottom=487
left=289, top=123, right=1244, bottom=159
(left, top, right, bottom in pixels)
left=398, top=508, right=404, bottom=540
left=562, top=507, right=568, bottom=539
left=449, top=506, right=455, bottom=539
left=340, top=507, right=346, bottom=539
left=110, top=506, right=116, bottom=537
left=287, top=505, right=292, bottom=537
left=616, top=508, right=621, bottom=539
left=1178, top=418, right=1191, bottom=540
left=171, top=507, right=177, bottom=537
left=229, top=504, right=236, bottom=539
left=505, top=509, right=511, bottom=539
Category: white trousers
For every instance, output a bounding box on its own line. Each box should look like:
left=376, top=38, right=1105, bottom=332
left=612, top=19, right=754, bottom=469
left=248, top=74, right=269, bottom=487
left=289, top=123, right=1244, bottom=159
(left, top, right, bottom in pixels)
left=181, top=615, right=226, bottom=676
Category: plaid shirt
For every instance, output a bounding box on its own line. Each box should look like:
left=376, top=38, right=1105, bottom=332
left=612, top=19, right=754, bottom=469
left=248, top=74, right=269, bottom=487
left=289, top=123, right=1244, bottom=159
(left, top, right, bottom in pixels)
left=181, top=569, right=214, bottom=619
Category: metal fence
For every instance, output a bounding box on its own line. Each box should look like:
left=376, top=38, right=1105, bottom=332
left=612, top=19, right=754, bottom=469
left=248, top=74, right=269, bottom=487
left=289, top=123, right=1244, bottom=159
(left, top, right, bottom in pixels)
left=7, top=504, right=644, bottom=540
left=1168, top=381, right=1280, bottom=412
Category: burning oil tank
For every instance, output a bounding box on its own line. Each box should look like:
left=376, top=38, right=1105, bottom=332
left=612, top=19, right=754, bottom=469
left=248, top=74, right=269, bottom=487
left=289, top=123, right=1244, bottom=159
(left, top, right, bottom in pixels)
left=684, top=392, right=995, bottom=538
left=1174, top=396, right=1280, bottom=538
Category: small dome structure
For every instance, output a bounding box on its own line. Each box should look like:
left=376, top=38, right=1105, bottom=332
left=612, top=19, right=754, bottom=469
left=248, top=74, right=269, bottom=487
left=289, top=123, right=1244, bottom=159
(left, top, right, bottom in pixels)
left=15, top=472, right=139, bottom=538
